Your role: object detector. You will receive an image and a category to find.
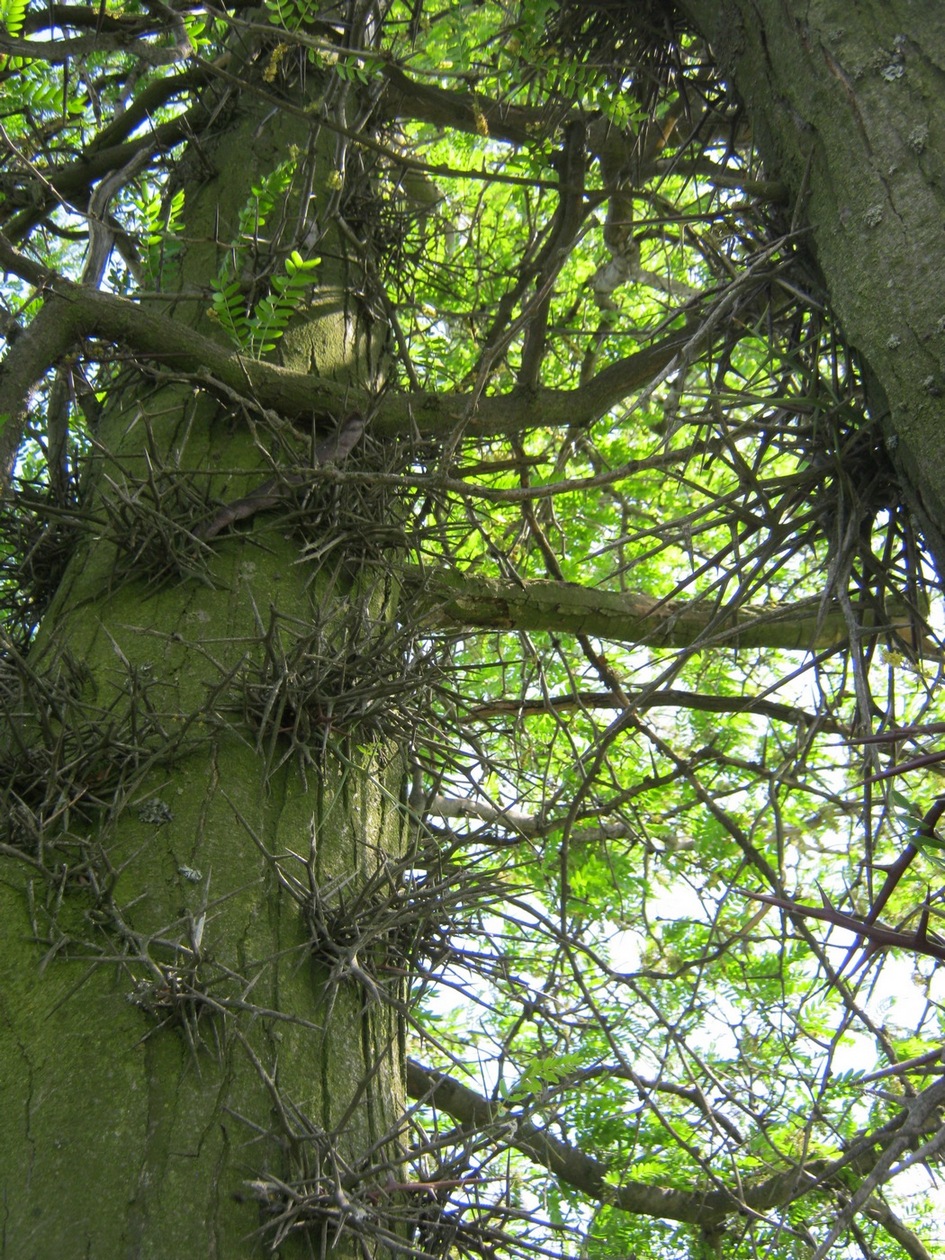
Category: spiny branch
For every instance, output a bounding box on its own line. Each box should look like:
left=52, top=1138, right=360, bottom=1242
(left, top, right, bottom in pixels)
left=743, top=888, right=945, bottom=965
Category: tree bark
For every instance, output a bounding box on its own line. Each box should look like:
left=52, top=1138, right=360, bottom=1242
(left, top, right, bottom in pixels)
left=0, top=42, right=405, bottom=1260
left=678, top=0, right=945, bottom=575
left=413, top=566, right=925, bottom=652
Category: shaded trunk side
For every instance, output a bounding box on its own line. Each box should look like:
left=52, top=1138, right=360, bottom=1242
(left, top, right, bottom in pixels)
left=679, top=0, right=945, bottom=574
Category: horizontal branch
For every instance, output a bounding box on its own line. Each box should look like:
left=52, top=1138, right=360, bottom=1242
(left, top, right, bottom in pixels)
left=0, top=30, right=190, bottom=65
left=745, top=890, right=945, bottom=964
left=466, top=688, right=850, bottom=734
left=405, top=1057, right=730, bottom=1225
left=406, top=1058, right=924, bottom=1233
left=412, top=567, right=920, bottom=653
left=380, top=64, right=540, bottom=147
left=0, top=234, right=692, bottom=442
left=404, top=1058, right=856, bottom=1227
left=1, top=112, right=202, bottom=244
left=426, top=793, right=695, bottom=850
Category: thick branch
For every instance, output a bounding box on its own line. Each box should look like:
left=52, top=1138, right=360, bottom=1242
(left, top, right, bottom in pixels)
left=23, top=3, right=214, bottom=36
left=380, top=64, right=540, bottom=147
left=405, top=1057, right=730, bottom=1225
left=83, top=71, right=206, bottom=151
left=406, top=1058, right=932, bottom=1233
left=426, top=794, right=693, bottom=850
left=1, top=111, right=202, bottom=242
left=0, top=235, right=692, bottom=440
left=0, top=31, right=190, bottom=65
left=404, top=1059, right=895, bottom=1228
left=0, top=296, right=83, bottom=479
left=413, top=567, right=920, bottom=653
left=746, top=890, right=945, bottom=965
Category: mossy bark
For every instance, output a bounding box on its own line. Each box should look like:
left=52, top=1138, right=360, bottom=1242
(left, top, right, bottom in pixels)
left=679, top=0, right=945, bottom=575
left=0, top=34, right=406, bottom=1260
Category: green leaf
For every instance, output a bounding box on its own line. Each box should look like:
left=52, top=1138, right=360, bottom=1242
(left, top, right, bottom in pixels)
left=0, top=0, right=26, bottom=36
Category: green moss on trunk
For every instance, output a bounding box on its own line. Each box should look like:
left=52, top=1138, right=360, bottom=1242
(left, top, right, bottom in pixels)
left=0, top=38, right=407, bottom=1260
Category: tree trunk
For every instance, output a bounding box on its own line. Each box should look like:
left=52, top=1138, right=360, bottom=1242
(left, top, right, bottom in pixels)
left=0, top=36, right=406, bottom=1260
left=679, top=0, right=945, bottom=574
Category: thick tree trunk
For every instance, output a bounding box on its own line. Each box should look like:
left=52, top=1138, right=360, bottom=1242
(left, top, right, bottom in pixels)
left=679, top=0, right=945, bottom=574
left=0, top=39, right=405, bottom=1260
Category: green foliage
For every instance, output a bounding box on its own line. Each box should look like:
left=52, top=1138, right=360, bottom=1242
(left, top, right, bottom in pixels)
left=132, top=186, right=185, bottom=285
left=265, top=0, right=320, bottom=32
left=238, top=161, right=297, bottom=239
left=0, top=0, right=25, bottom=36
left=209, top=250, right=318, bottom=357
left=181, top=12, right=214, bottom=53
left=334, top=52, right=386, bottom=85
left=506, top=1051, right=585, bottom=1100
